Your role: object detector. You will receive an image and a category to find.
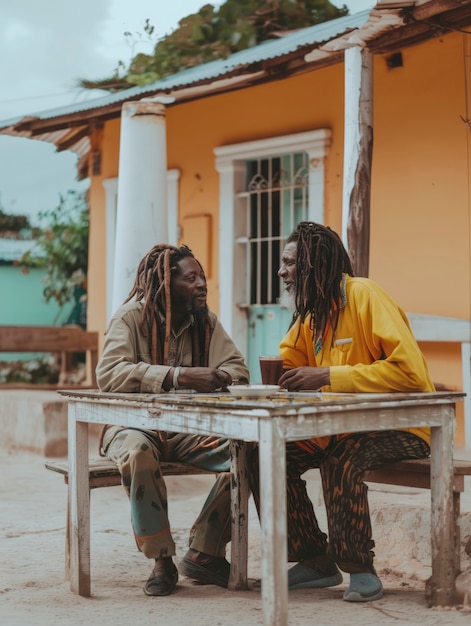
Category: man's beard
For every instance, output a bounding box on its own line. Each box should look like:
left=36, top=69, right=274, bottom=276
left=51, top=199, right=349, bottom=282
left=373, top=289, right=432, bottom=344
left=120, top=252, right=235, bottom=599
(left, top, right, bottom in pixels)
left=191, top=302, right=208, bottom=319
left=279, top=289, right=296, bottom=311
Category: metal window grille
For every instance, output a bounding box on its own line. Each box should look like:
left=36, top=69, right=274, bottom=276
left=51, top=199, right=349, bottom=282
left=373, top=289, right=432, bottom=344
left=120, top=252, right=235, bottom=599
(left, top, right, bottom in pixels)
left=237, top=152, right=309, bottom=305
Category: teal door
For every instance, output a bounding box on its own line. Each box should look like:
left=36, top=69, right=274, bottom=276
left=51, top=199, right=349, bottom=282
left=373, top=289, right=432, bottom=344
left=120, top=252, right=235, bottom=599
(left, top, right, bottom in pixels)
left=247, top=304, right=293, bottom=381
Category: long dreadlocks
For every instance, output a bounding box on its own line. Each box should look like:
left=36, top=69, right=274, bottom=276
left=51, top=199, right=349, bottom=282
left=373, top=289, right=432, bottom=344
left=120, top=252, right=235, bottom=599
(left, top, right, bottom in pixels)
left=287, top=222, right=354, bottom=345
left=125, top=243, right=213, bottom=367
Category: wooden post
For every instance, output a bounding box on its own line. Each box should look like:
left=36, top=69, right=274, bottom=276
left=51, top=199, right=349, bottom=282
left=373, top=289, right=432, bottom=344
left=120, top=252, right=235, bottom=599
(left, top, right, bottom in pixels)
left=67, top=400, right=91, bottom=596
left=426, top=406, right=457, bottom=606
left=228, top=439, right=250, bottom=590
left=259, top=417, right=288, bottom=626
left=342, top=46, right=373, bottom=278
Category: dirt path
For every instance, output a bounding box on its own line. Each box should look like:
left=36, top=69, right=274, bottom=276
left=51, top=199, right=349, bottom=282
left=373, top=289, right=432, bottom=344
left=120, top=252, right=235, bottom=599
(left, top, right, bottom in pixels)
left=1, top=449, right=470, bottom=626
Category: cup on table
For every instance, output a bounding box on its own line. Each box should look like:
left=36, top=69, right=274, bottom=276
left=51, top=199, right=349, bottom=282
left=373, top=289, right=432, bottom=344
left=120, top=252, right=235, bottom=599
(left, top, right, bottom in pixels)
left=259, top=356, right=284, bottom=386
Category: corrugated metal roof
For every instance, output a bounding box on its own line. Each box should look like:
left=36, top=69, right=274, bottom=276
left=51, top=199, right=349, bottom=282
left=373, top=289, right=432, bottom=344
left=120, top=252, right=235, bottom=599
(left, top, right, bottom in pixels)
left=0, top=10, right=370, bottom=127
left=10, top=0, right=470, bottom=162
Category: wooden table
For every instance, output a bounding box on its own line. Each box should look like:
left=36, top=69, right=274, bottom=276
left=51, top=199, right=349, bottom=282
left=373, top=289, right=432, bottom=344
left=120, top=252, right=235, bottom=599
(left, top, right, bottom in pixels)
left=61, top=389, right=463, bottom=626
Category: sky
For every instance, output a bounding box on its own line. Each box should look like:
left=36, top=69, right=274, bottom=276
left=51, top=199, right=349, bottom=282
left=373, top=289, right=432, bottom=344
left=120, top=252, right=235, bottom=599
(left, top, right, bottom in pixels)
left=0, top=0, right=374, bottom=224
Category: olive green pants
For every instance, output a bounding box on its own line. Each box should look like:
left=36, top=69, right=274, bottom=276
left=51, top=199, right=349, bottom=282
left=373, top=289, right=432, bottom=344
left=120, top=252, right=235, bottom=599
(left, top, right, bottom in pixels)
left=102, top=426, right=232, bottom=560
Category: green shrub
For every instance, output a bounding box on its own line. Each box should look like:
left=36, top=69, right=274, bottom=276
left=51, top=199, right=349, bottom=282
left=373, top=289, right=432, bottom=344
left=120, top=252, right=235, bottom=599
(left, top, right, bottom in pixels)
left=0, top=357, right=59, bottom=384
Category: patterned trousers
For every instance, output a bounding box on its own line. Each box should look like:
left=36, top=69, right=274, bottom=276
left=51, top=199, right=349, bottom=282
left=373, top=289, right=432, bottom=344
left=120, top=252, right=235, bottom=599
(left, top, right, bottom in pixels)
left=249, top=430, right=430, bottom=573
left=102, top=426, right=232, bottom=560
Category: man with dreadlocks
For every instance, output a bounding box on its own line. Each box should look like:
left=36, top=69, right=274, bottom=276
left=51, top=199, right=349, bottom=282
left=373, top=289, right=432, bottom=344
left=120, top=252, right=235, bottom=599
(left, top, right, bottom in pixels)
left=249, top=222, right=434, bottom=602
left=96, top=243, right=249, bottom=597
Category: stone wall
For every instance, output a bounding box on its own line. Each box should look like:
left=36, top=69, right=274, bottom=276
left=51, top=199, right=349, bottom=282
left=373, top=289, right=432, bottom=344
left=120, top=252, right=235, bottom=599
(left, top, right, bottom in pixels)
left=0, top=389, right=100, bottom=456
left=305, top=471, right=471, bottom=582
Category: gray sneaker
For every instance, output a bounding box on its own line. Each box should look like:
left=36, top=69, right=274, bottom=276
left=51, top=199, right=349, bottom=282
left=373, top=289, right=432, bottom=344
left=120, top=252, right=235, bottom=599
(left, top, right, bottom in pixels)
left=288, top=560, right=343, bottom=590
left=343, top=572, right=383, bottom=602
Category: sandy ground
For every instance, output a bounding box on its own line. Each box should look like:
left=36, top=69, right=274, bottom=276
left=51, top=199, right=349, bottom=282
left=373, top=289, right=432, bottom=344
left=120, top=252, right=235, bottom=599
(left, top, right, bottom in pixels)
left=1, top=447, right=471, bottom=626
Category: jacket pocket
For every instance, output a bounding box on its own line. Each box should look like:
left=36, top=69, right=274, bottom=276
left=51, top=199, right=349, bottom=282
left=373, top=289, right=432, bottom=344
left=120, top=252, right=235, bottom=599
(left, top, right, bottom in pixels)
left=330, top=338, right=353, bottom=365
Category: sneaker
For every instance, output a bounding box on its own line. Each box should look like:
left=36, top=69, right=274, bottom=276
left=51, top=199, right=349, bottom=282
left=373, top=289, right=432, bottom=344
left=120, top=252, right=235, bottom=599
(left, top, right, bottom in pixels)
left=343, top=572, right=383, bottom=602
left=178, top=549, right=230, bottom=588
left=288, top=557, right=343, bottom=590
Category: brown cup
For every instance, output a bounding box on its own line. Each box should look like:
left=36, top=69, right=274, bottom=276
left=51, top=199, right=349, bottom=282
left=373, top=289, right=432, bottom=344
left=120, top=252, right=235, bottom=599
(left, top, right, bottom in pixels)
left=259, top=356, right=284, bottom=385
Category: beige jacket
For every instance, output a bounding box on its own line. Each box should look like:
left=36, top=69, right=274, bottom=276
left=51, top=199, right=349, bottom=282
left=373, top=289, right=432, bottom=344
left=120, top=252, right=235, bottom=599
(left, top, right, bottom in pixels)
left=96, top=300, right=249, bottom=393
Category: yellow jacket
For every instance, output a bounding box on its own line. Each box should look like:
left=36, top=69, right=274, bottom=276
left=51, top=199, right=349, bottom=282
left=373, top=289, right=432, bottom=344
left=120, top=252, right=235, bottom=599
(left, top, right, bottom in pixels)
left=280, top=276, right=434, bottom=444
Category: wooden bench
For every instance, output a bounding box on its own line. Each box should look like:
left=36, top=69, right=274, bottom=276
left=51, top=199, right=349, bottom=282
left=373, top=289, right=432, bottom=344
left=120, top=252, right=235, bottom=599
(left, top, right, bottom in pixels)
left=45, top=459, right=216, bottom=579
left=46, top=457, right=471, bottom=580
left=0, top=324, right=98, bottom=387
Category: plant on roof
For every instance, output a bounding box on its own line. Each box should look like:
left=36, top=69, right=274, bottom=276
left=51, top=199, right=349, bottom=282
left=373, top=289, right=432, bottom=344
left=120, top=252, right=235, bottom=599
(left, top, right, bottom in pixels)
left=0, top=208, right=32, bottom=236
left=78, top=0, right=348, bottom=92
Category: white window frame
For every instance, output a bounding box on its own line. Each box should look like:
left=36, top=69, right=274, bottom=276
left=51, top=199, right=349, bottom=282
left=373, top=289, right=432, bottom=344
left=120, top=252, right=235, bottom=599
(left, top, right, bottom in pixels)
left=214, top=129, right=331, bottom=357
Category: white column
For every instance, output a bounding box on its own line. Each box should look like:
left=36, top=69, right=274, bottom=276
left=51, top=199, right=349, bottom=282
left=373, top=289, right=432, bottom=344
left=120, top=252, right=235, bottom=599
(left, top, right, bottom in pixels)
left=112, top=97, right=173, bottom=313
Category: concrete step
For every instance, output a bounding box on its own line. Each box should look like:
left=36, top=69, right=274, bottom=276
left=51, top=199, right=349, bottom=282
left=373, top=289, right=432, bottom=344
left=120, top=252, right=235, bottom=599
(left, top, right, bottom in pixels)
left=0, top=389, right=101, bottom=456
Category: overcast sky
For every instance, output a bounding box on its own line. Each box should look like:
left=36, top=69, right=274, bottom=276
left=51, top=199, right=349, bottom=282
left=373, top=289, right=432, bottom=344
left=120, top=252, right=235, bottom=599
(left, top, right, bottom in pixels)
left=0, top=0, right=374, bottom=223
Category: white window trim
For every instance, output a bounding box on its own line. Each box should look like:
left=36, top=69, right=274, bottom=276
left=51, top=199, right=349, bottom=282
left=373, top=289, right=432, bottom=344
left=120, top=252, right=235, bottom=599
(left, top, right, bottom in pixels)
left=166, top=169, right=181, bottom=247
left=102, top=169, right=180, bottom=321
left=214, top=129, right=331, bottom=355
left=102, top=178, right=118, bottom=323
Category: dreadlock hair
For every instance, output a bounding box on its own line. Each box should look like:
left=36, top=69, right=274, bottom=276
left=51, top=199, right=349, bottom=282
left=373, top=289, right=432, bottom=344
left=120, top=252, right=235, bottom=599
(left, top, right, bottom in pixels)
left=125, top=243, right=213, bottom=367
left=287, top=222, right=354, bottom=345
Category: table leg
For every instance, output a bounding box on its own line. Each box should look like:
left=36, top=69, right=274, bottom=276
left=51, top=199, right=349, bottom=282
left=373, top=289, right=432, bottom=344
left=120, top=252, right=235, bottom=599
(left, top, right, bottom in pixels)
left=258, top=418, right=288, bottom=626
left=68, top=401, right=91, bottom=596
left=427, top=404, right=456, bottom=606
left=228, top=439, right=249, bottom=590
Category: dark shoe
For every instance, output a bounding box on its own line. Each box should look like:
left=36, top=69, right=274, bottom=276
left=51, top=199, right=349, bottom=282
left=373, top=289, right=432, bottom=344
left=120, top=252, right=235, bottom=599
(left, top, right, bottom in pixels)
left=178, top=549, right=230, bottom=588
left=343, top=572, right=383, bottom=602
left=288, top=556, right=343, bottom=590
left=143, top=557, right=178, bottom=596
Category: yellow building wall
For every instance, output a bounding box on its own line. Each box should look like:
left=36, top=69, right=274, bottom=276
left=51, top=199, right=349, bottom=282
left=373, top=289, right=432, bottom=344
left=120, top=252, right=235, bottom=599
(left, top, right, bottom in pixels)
left=370, top=34, right=470, bottom=445
left=87, top=31, right=470, bottom=445
left=87, top=118, right=121, bottom=344
left=371, top=34, right=469, bottom=319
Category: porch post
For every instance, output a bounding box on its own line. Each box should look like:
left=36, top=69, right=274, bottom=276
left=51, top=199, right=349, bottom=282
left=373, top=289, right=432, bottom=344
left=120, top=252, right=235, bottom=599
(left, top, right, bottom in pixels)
left=112, top=97, right=173, bottom=313
left=342, top=46, right=373, bottom=277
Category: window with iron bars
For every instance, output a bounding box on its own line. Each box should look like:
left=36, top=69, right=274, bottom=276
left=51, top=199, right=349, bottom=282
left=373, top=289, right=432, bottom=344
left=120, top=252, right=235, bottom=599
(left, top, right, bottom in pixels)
left=238, top=152, right=309, bottom=305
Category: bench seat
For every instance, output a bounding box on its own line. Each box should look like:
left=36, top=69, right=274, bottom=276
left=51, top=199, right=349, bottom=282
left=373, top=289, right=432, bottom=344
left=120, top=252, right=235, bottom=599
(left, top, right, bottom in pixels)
left=45, top=458, right=213, bottom=486
left=365, top=458, right=471, bottom=492
left=0, top=324, right=99, bottom=387
left=46, top=457, right=471, bottom=581
left=45, top=459, right=216, bottom=579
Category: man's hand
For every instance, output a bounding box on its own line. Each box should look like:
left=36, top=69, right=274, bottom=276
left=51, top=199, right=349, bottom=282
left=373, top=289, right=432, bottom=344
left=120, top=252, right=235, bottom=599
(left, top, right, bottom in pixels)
left=178, top=367, right=233, bottom=392
left=279, top=366, right=330, bottom=391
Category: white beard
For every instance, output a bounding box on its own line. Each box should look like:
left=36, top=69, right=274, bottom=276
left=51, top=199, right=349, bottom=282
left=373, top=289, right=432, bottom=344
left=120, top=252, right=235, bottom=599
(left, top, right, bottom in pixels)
left=279, top=290, right=296, bottom=311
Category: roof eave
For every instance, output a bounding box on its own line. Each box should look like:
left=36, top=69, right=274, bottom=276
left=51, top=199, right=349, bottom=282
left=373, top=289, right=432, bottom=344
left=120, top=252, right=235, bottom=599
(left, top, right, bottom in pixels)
left=2, top=1, right=471, bottom=156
